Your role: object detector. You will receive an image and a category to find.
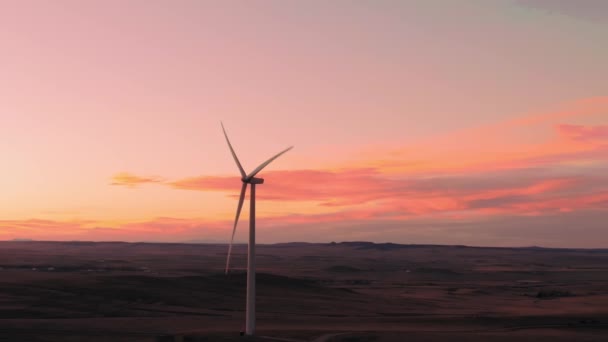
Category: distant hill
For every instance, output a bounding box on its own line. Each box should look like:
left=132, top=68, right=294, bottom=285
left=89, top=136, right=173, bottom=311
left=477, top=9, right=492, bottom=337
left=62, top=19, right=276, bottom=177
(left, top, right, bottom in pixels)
left=333, top=241, right=457, bottom=250
left=272, top=242, right=321, bottom=247
left=1, top=239, right=605, bottom=251
left=183, top=239, right=226, bottom=244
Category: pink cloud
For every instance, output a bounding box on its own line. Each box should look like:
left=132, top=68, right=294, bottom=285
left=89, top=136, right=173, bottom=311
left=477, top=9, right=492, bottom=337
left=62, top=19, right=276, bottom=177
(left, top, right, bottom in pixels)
left=108, top=100, right=608, bottom=238
left=557, top=124, right=608, bottom=143
left=170, top=168, right=402, bottom=206
left=113, top=124, right=608, bottom=223
left=165, top=169, right=605, bottom=222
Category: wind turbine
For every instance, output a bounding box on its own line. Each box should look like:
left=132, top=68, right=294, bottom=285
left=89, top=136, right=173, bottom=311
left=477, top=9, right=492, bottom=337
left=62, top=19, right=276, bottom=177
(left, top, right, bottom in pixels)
left=221, top=122, right=293, bottom=336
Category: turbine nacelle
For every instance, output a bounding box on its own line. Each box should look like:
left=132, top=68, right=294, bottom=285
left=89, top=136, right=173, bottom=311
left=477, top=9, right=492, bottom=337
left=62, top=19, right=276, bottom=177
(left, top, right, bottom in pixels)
left=244, top=177, right=264, bottom=184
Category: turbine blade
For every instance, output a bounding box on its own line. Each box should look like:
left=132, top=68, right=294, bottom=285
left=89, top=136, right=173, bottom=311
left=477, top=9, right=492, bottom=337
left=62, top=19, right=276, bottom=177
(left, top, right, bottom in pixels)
left=225, top=182, right=247, bottom=274
left=246, top=146, right=293, bottom=179
left=221, top=122, right=246, bottom=179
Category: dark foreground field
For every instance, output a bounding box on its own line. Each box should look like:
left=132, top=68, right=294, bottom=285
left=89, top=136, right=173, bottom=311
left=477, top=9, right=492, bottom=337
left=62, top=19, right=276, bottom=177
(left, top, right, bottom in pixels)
left=0, top=241, right=607, bottom=341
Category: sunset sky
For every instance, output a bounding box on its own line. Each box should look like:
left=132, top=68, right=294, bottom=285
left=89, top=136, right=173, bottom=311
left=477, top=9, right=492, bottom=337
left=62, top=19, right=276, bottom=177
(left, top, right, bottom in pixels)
left=1, top=1, right=607, bottom=247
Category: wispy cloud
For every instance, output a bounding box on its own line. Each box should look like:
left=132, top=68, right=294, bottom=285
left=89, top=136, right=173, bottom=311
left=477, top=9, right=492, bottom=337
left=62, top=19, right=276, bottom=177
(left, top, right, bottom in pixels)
left=111, top=172, right=165, bottom=188
left=101, top=97, right=608, bottom=246
left=557, top=124, right=608, bottom=143
left=0, top=219, right=97, bottom=238
left=0, top=217, right=224, bottom=242
left=170, top=168, right=400, bottom=206
left=115, top=119, right=607, bottom=219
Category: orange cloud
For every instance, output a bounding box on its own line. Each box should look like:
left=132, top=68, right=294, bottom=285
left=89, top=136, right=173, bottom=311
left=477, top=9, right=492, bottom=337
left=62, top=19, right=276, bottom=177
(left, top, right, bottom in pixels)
left=0, top=217, right=226, bottom=242
left=0, top=219, right=96, bottom=238
left=111, top=172, right=165, bottom=188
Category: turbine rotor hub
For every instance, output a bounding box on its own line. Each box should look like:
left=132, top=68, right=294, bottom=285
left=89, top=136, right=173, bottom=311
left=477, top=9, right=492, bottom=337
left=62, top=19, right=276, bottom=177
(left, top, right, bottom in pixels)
left=246, top=177, right=264, bottom=184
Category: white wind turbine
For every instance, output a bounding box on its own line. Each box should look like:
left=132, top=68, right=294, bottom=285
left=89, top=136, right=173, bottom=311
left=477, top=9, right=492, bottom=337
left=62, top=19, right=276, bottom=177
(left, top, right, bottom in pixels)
left=221, top=122, right=293, bottom=336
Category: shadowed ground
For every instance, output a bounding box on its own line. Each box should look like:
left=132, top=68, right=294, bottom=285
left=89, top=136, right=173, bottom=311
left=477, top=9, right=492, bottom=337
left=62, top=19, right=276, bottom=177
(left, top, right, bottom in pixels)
left=0, top=241, right=606, bottom=341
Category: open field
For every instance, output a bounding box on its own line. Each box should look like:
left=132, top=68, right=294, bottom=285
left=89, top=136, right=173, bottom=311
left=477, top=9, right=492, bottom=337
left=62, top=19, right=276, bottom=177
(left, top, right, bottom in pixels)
left=0, top=241, right=607, bottom=341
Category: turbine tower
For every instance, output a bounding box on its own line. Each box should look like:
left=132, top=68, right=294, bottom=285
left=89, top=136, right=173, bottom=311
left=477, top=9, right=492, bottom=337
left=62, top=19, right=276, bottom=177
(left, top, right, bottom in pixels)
left=222, top=122, right=293, bottom=336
